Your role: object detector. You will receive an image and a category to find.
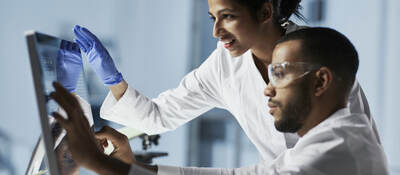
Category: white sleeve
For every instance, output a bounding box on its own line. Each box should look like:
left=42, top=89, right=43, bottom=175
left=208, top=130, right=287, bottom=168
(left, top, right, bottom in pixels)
left=128, top=164, right=157, bottom=175
left=155, top=127, right=358, bottom=175
left=100, top=48, right=226, bottom=135
left=348, top=80, right=381, bottom=143
left=157, top=164, right=262, bottom=175
left=157, top=163, right=314, bottom=175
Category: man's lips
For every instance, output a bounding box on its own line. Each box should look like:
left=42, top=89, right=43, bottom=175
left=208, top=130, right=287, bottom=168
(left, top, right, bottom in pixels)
left=268, top=102, right=278, bottom=108
left=268, top=100, right=279, bottom=108
left=268, top=100, right=279, bottom=115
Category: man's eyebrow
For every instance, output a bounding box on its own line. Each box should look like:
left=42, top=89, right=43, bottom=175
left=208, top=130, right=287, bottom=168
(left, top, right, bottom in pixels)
left=208, top=8, right=236, bottom=16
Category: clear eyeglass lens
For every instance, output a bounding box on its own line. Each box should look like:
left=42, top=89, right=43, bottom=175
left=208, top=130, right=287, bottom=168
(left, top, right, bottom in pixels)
left=268, top=62, right=317, bottom=88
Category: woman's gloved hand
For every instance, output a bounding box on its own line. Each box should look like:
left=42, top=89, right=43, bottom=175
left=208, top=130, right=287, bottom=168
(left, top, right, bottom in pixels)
left=56, top=40, right=82, bottom=92
left=73, top=25, right=123, bottom=86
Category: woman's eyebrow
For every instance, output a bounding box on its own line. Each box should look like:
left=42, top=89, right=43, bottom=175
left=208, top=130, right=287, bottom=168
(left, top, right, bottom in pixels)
left=208, top=8, right=236, bottom=16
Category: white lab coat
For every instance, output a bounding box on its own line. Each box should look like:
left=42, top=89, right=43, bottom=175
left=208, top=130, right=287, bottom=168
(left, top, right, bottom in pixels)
left=154, top=108, right=388, bottom=175
left=99, top=23, right=382, bottom=173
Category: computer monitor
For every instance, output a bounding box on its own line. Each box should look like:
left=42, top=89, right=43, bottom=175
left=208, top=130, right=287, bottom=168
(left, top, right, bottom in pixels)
left=25, top=30, right=145, bottom=175
left=25, top=31, right=90, bottom=175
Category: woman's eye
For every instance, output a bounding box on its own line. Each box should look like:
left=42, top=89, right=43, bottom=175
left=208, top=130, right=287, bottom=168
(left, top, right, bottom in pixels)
left=222, top=14, right=235, bottom=20
left=209, top=16, right=216, bottom=22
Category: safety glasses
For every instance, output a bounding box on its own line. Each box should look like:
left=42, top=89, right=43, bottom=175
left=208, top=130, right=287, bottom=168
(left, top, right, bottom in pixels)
left=267, top=61, right=321, bottom=88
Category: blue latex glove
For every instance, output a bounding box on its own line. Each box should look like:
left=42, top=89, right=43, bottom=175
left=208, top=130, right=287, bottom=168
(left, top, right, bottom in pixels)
left=56, top=40, right=83, bottom=92
left=73, top=25, right=123, bottom=86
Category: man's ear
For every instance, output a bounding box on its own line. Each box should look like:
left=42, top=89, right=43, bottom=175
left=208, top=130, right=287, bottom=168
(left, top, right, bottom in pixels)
left=314, top=67, right=333, bottom=97
left=258, top=2, right=273, bottom=23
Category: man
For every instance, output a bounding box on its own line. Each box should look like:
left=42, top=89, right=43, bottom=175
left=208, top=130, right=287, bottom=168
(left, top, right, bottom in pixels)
left=51, top=27, right=388, bottom=174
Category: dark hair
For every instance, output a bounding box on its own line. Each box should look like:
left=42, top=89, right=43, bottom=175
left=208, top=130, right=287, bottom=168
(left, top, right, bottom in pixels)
left=276, top=27, right=359, bottom=94
left=234, top=0, right=305, bottom=26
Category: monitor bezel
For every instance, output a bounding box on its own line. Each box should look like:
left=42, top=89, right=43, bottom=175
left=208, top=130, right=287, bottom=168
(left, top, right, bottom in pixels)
left=25, top=30, right=61, bottom=175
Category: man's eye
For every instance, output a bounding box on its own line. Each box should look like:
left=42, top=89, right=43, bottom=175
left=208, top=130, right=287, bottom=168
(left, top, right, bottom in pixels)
left=273, top=71, right=285, bottom=79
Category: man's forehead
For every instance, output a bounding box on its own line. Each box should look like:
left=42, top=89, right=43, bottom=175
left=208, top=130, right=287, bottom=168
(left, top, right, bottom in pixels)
left=272, top=40, right=303, bottom=64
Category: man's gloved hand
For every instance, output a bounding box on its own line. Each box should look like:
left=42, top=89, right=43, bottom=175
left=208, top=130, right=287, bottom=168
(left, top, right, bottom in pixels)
left=73, top=25, right=123, bottom=86
left=56, top=40, right=82, bottom=92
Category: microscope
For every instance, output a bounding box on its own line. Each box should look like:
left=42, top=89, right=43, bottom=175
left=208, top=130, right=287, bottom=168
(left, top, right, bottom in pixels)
left=134, top=134, right=168, bottom=164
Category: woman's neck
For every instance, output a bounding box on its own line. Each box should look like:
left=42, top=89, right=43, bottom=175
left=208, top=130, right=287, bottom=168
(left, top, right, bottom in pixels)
left=251, top=25, right=284, bottom=64
left=250, top=25, right=284, bottom=84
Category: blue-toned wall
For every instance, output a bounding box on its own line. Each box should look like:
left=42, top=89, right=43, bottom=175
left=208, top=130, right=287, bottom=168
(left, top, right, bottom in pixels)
left=0, top=0, right=192, bottom=174
left=1, top=0, right=400, bottom=174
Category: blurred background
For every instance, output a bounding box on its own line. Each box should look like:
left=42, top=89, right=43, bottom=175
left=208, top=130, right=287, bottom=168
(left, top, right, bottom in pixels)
left=1, top=0, right=400, bottom=174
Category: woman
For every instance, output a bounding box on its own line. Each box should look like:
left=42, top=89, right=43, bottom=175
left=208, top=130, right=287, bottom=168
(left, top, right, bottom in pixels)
left=72, top=0, right=378, bottom=169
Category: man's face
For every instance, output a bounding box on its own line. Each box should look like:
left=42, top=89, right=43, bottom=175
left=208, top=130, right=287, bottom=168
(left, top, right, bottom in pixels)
left=264, top=40, right=313, bottom=133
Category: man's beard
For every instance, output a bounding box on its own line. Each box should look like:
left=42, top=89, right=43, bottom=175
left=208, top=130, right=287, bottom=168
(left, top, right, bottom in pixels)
left=274, top=81, right=312, bottom=133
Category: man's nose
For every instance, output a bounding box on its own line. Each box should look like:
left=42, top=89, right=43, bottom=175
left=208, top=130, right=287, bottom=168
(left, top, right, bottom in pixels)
left=264, top=83, right=276, bottom=97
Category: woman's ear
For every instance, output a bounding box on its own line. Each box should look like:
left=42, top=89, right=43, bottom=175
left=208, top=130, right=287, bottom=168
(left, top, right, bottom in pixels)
left=314, top=67, right=333, bottom=97
left=258, top=2, right=273, bottom=23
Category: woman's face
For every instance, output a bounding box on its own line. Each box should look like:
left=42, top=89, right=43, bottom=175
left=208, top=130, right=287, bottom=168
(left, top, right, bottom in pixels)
left=208, top=0, right=263, bottom=57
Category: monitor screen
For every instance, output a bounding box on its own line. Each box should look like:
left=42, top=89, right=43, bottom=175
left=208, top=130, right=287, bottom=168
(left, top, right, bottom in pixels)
left=35, top=32, right=89, bottom=113
left=25, top=31, right=90, bottom=175
left=25, top=31, right=142, bottom=175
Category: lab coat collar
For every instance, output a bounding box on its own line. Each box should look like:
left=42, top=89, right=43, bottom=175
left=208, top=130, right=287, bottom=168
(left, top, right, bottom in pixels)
left=285, top=21, right=308, bottom=34
left=302, top=107, right=351, bottom=137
